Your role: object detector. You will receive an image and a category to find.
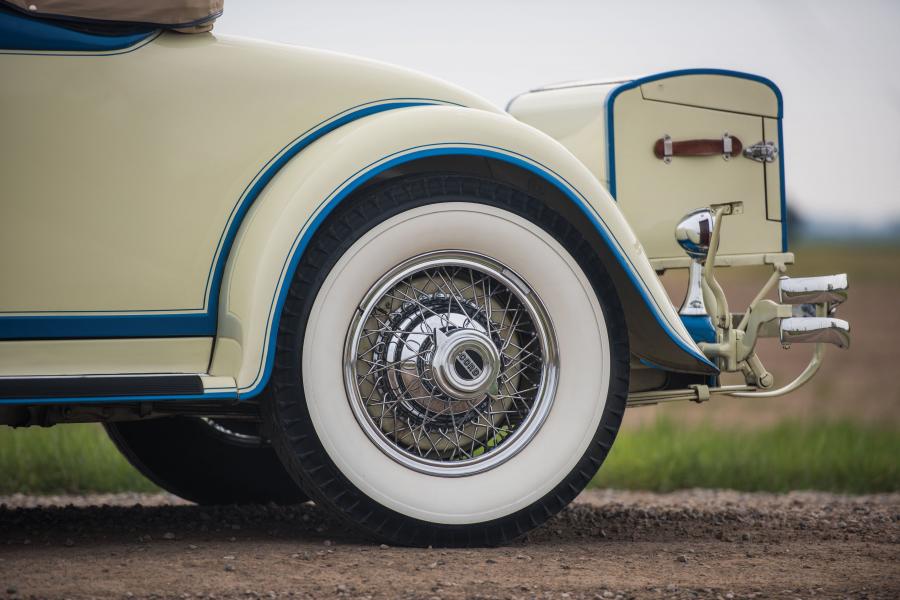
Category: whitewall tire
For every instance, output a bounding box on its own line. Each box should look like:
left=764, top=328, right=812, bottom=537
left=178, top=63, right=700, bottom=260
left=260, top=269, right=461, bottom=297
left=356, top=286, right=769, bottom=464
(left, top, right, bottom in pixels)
left=262, top=174, right=629, bottom=546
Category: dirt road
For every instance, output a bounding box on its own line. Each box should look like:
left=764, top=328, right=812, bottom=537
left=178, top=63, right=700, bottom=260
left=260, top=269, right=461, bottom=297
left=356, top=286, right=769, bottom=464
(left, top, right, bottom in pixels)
left=1, top=491, right=897, bottom=599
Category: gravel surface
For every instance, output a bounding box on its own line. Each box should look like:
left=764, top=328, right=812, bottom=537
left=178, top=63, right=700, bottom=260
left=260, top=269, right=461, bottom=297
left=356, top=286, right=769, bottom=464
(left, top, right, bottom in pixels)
left=1, top=490, right=897, bottom=599
left=0, top=492, right=189, bottom=509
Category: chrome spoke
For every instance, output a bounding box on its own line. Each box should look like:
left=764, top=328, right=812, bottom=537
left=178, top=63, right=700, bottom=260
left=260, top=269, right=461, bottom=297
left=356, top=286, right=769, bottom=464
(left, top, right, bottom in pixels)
left=344, top=251, right=558, bottom=476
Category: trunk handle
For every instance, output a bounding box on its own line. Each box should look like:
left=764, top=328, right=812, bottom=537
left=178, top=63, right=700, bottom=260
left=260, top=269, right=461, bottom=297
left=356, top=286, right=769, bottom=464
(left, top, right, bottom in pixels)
left=654, top=134, right=743, bottom=163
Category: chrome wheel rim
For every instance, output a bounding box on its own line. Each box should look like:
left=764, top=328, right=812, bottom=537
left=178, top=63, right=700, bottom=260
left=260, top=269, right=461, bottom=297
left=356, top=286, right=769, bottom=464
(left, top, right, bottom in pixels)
left=199, top=417, right=266, bottom=447
left=344, top=250, right=558, bottom=477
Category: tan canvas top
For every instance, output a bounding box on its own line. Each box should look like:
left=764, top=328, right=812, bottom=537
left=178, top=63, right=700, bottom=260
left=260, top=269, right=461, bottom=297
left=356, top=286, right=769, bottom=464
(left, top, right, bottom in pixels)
left=6, top=0, right=224, bottom=32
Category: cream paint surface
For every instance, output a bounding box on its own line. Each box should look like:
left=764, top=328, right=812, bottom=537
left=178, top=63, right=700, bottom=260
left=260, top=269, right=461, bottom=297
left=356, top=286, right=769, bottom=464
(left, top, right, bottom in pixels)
left=651, top=251, right=794, bottom=272
left=507, top=83, right=617, bottom=185
left=0, top=32, right=494, bottom=314
left=613, top=86, right=781, bottom=259
left=639, top=74, right=779, bottom=118
left=763, top=118, right=783, bottom=221
left=0, top=338, right=212, bottom=377
left=510, top=75, right=783, bottom=262
left=1, top=33, right=708, bottom=383
left=212, top=106, right=709, bottom=392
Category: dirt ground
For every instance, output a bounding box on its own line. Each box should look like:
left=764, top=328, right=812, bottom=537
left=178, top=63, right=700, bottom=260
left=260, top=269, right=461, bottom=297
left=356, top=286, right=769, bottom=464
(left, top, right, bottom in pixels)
left=1, top=491, right=897, bottom=600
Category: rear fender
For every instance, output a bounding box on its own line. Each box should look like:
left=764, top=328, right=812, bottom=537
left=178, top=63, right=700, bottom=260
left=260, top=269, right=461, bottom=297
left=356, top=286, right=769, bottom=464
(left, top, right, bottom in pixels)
left=211, top=106, right=717, bottom=397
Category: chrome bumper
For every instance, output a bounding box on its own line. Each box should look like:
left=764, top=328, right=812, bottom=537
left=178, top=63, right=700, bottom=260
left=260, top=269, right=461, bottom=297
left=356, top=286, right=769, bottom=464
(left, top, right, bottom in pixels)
left=778, top=274, right=850, bottom=349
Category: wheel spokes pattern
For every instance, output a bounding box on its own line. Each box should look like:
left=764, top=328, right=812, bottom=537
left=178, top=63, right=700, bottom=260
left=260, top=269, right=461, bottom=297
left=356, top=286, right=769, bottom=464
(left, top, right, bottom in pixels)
left=351, top=264, right=546, bottom=464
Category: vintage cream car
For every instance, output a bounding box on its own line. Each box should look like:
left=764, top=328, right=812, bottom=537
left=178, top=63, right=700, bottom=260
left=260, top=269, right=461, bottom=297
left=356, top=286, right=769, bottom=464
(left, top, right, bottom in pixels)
left=0, top=3, right=849, bottom=546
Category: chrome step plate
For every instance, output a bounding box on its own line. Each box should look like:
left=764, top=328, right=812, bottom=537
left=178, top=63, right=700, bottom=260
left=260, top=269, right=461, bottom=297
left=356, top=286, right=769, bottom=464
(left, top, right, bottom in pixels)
left=779, top=274, right=848, bottom=306
left=780, top=317, right=850, bottom=349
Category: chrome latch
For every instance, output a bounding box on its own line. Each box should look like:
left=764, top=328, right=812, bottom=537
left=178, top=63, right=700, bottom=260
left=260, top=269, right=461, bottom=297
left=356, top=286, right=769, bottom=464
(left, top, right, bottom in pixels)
left=743, top=141, right=779, bottom=163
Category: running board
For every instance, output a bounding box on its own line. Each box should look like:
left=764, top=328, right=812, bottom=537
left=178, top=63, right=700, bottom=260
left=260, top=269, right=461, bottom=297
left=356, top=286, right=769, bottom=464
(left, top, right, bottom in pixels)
left=0, top=374, right=203, bottom=399
left=0, top=374, right=237, bottom=404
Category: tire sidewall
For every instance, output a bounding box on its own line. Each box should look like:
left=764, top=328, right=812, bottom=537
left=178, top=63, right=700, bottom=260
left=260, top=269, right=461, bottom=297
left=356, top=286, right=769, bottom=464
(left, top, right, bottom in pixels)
left=299, top=202, right=609, bottom=524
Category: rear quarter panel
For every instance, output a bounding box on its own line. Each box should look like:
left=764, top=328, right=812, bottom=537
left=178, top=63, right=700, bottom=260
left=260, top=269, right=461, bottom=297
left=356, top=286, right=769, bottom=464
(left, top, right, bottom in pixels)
left=0, top=31, right=495, bottom=333
left=509, top=71, right=787, bottom=268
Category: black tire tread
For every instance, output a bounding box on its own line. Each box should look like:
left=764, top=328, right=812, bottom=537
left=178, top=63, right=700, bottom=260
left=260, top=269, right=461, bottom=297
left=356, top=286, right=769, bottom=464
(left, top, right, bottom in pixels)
left=105, top=416, right=307, bottom=505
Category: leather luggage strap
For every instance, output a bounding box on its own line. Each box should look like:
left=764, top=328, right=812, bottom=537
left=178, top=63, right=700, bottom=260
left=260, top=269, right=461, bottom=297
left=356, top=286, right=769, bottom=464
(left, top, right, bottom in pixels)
left=653, top=134, right=743, bottom=161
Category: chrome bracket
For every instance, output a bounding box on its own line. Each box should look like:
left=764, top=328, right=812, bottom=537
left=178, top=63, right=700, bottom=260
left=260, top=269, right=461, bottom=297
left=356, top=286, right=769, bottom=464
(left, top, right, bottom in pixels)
left=743, top=140, right=779, bottom=163
left=722, top=132, right=733, bottom=160
left=662, top=134, right=673, bottom=164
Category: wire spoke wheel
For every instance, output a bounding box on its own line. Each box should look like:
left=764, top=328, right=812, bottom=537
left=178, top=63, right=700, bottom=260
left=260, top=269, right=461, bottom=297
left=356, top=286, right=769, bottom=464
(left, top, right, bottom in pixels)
left=264, top=175, right=629, bottom=546
left=344, top=251, right=558, bottom=477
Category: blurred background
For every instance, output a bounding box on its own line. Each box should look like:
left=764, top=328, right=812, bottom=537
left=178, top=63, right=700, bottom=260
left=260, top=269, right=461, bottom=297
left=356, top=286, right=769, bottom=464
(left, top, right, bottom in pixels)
left=2, top=0, right=897, bottom=496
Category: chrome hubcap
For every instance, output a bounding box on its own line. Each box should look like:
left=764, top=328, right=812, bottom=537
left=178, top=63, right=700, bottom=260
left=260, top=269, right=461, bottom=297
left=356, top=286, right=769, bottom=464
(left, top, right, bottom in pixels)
left=344, top=251, right=558, bottom=477
left=430, top=328, right=501, bottom=401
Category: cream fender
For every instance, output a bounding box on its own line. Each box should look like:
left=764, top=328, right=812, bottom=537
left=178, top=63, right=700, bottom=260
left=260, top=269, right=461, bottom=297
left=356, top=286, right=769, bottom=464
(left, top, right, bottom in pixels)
left=211, top=105, right=715, bottom=397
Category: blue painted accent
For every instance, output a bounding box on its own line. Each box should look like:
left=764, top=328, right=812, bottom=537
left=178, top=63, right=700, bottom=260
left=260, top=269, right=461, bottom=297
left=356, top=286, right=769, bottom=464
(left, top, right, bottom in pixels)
left=680, top=315, right=717, bottom=344
left=0, top=8, right=154, bottom=52
left=0, top=100, right=443, bottom=341
left=0, top=312, right=212, bottom=340
left=603, top=68, right=787, bottom=250
left=240, top=144, right=719, bottom=399
left=0, top=391, right=237, bottom=406
left=637, top=357, right=667, bottom=371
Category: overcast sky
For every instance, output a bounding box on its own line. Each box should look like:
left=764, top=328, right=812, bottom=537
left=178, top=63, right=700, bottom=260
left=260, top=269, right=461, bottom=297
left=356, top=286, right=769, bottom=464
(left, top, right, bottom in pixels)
left=216, top=0, right=900, bottom=227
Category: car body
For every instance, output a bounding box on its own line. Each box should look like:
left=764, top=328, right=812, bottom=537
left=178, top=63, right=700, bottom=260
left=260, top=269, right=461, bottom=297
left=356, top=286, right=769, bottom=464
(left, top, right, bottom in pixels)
left=0, top=5, right=849, bottom=546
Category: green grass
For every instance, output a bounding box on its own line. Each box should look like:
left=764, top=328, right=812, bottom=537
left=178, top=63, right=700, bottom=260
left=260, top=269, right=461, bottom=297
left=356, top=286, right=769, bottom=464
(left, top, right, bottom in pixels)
left=0, top=423, right=158, bottom=494
left=592, top=419, right=900, bottom=493
left=0, top=420, right=897, bottom=495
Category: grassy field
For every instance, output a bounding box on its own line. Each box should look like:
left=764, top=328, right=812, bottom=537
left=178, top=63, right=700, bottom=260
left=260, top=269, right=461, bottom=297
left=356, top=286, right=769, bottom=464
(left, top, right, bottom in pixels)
left=1, top=420, right=897, bottom=496
left=0, top=423, right=157, bottom=494
left=595, top=419, right=899, bottom=493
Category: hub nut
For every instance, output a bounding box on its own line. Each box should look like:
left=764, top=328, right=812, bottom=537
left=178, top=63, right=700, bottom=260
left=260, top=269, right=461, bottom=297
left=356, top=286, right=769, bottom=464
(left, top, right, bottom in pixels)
left=431, top=329, right=502, bottom=401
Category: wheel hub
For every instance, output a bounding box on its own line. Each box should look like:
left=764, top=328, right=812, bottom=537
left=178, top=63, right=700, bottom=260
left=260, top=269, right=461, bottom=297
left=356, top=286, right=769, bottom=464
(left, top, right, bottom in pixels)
left=379, top=295, right=498, bottom=421
left=430, top=328, right=501, bottom=402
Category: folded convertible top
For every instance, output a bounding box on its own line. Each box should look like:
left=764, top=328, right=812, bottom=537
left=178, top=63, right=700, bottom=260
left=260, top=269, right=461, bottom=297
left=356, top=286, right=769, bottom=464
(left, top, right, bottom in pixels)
left=4, top=0, right=224, bottom=32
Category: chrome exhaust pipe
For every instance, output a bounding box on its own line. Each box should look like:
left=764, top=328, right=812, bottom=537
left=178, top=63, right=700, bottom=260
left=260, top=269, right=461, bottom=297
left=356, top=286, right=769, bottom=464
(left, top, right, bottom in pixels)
left=780, top=317, right=850, bottom=349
